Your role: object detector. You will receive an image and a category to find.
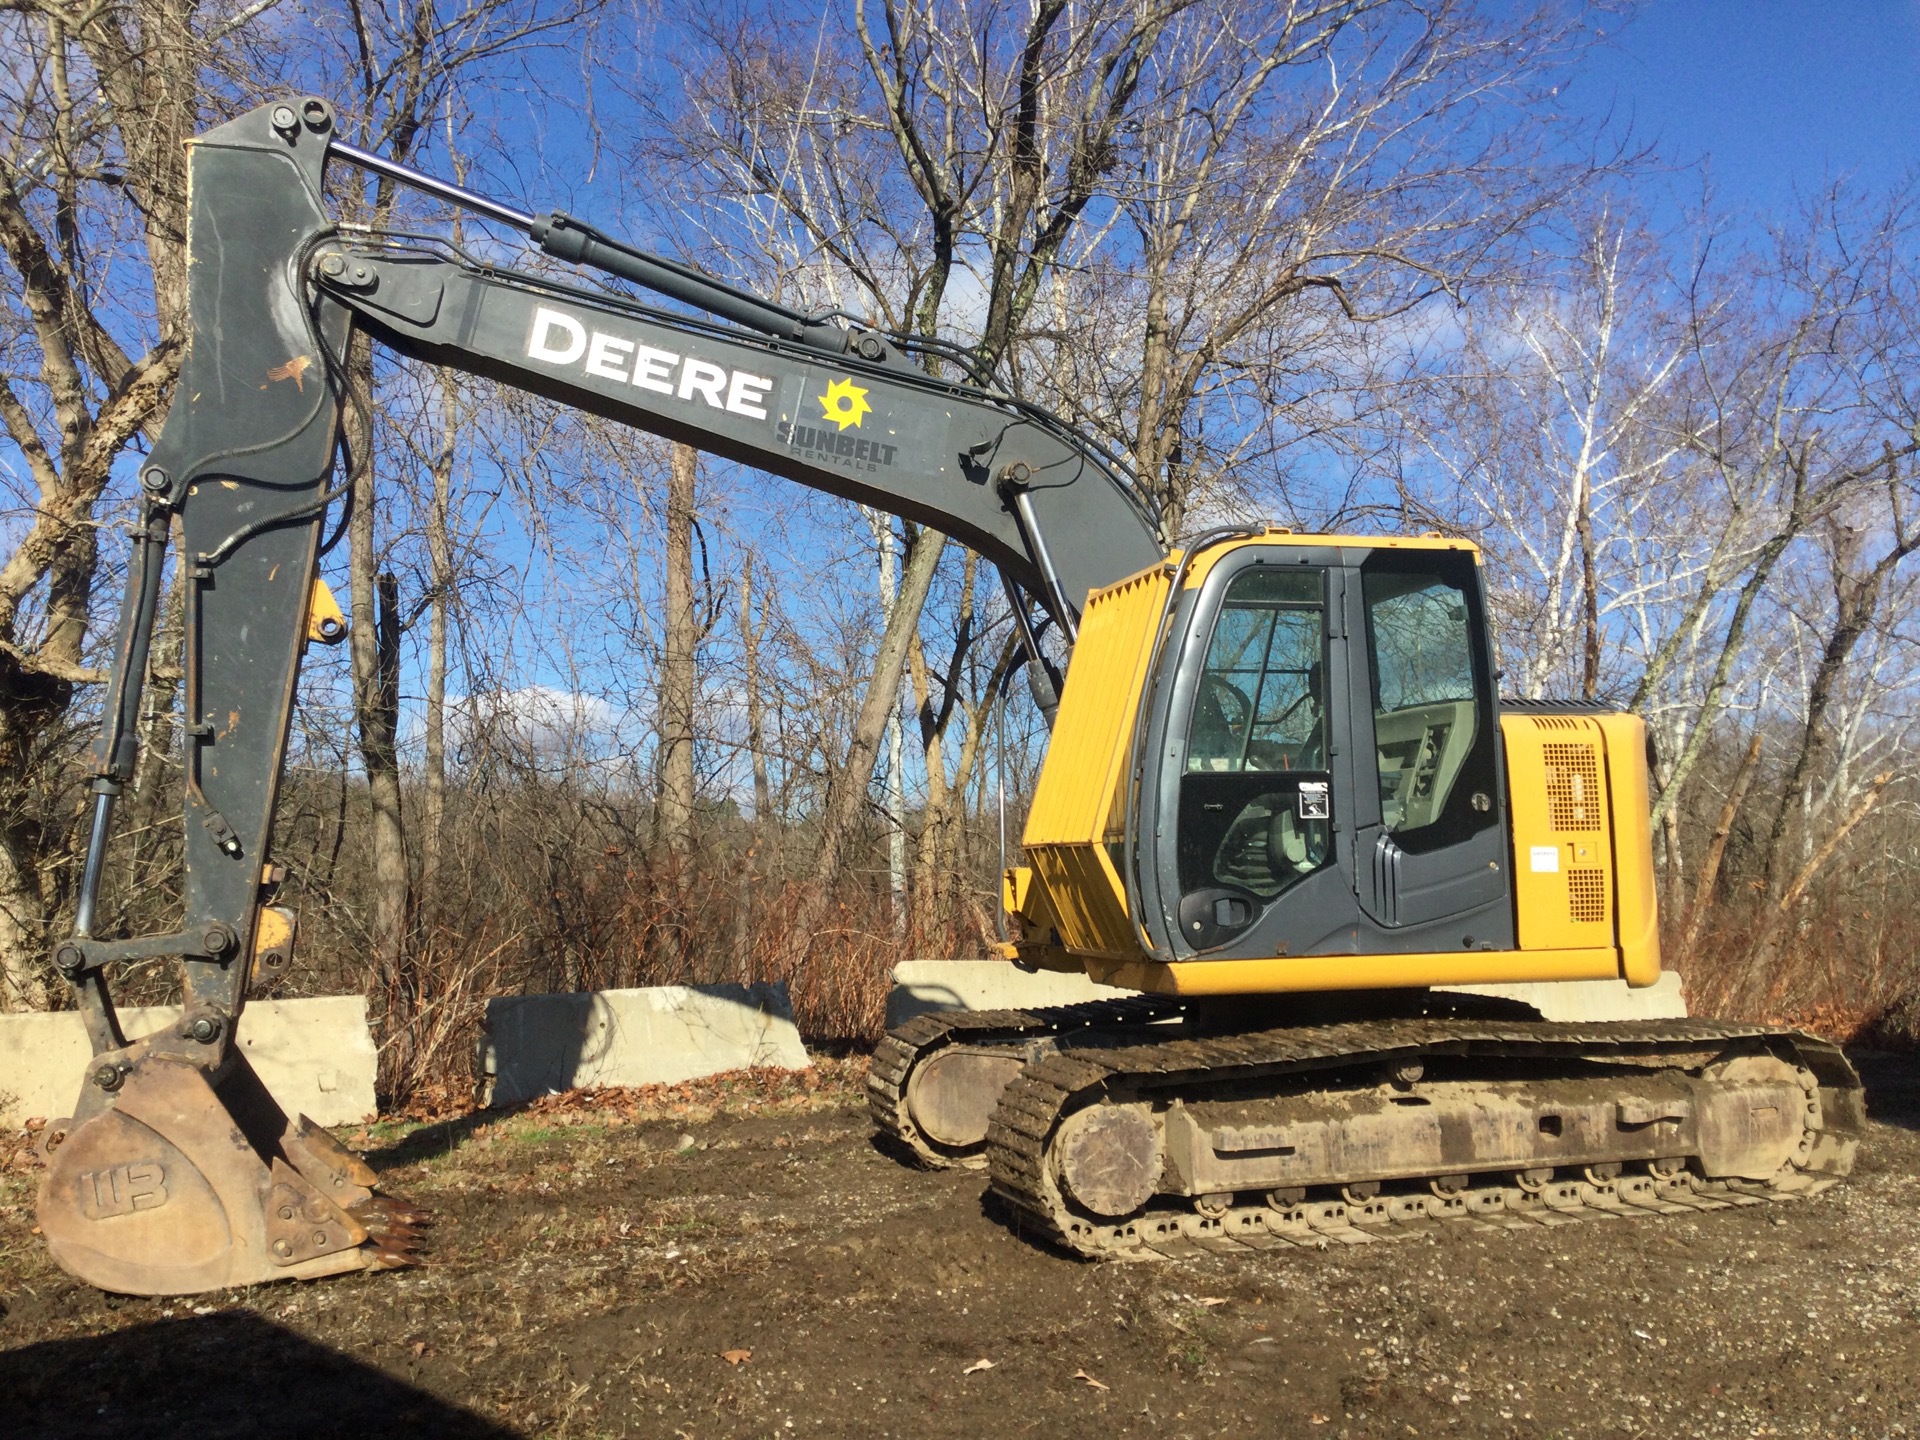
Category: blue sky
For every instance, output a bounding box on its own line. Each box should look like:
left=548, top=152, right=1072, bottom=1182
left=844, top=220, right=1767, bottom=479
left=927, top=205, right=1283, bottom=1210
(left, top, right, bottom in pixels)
left=1573, top=0, right=1920, bottom=214
left=356, top=2, right=1920, bottom=782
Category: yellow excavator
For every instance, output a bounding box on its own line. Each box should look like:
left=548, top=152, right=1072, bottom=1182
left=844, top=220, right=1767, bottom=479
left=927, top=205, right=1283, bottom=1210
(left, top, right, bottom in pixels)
left=34, top=98, right=1860, bottom=1293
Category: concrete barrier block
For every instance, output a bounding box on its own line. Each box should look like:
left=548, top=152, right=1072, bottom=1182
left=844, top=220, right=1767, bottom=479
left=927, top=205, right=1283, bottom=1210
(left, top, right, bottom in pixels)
left=479, top=982, right=809, bottom=1107
left=0, top=995, right=377, bottom=1128
left=886, top=960, right=1132, bottom=1030
left=886, top=961, right=1689, bottom=1029
left=1441, top=972, right=1689, bottom=1022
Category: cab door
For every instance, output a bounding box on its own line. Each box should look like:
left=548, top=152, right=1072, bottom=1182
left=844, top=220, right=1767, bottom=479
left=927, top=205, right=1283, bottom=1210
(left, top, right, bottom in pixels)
left=1137, top=541, right=1514, bottom=961
left=1347, top=548, right=1510, bottom=932
left=1163, top=561, right=1340, bottom=950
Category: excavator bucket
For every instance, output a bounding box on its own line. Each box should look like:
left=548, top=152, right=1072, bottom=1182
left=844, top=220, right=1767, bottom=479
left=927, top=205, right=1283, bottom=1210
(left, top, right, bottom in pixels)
left=36, top=1048, right=425, bottom=1297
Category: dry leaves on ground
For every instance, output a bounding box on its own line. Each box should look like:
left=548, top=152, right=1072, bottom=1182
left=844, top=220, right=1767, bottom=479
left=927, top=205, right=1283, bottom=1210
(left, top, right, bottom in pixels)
left=381, top=1058, right=871, bottom=1130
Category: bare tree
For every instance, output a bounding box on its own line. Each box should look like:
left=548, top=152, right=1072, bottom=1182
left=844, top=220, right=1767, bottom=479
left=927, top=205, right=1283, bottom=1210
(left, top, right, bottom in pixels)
left=645, top=1, right=1626, bottom=938
left=656, top=443, right=699, bottom=861
left=1749, top=190, right=1920, bottom=895
left=1406, top=206, right=1688, bottom=702
left=1108, top=2, right=1617, bottom=533
left=862, top=507, right=908, bottom=931
left=418, top=368, right=460, bottom=901
left=908, top=555, right=1023, bottom=935
left=1406, top=177, right=1920, bottom=1019
left=739, top=552, right=776, bottom=830
left=324, top=0, right=597, bottom=1014
left=1635, top=188, right=1920, bottom=839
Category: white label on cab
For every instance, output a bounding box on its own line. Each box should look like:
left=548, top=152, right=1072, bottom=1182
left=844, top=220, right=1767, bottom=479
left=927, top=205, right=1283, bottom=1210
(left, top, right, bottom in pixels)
left=1529, top=845, right=1561, bottom=874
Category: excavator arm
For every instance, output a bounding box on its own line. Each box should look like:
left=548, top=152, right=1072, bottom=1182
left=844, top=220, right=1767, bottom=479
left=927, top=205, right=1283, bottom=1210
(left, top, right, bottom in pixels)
left=36, top=96, right=1162, bottom=1296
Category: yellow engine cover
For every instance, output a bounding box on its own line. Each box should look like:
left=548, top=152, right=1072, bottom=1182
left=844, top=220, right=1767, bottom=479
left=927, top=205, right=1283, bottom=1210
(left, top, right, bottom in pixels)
left=1500, top=709, right=1661, bottom=985
left=1503, top=713, right=1616, bottom=949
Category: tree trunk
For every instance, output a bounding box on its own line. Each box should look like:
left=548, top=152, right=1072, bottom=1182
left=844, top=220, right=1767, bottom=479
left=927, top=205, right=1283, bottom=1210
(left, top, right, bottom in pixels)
left=125, top=558, right=184, bottom=894
left=740, top=554, right=774, bottom=829
left=421, top=372, right=457, bottom=904
left=344, top=339, right=411, bottom=1030
left=1134, top=258, right=1180, bottom=527
left=1576, top=469, right=1601, bottom=700
left=1758, top=522, right=1916, bottom=898
left=1676, top=732, right=1764, bottom=958
left=907, top=549, right=984, bottom=936
left=1649, top=525, right=1797, bottom=825
left=786, top=527, right=947, bottom=962
left=656, top=443, right=699, bottom=860
left=1773, top=771, right=1894, bottom=917
left=817, top=526, right=944, bottom=889
left=0, top=819, right=49, bottom=1011
left=864, top=509, right=907, bottom=934
left=937, top=631, right=1021, bottom=925
left=1752, top=770, right=1896, bottom=1014
left=886, top=707, right=907, bottom=935
left=907, top=630, right=948, bottom=939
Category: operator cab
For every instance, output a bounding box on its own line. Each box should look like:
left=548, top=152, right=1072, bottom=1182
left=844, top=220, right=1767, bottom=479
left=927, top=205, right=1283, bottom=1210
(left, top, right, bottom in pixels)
left=1137, top=535, right=1511, bottom=961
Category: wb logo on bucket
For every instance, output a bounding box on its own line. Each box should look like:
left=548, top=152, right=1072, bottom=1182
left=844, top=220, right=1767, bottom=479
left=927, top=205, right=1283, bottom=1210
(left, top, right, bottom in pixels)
left=81, top=1161, right=168, bottom=1219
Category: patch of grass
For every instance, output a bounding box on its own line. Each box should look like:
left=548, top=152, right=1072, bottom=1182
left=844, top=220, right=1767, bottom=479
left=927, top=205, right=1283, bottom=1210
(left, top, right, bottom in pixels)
left=508, top=1124, right=578, bottom=1146
left=360, top=1119, right=425, bottom=1144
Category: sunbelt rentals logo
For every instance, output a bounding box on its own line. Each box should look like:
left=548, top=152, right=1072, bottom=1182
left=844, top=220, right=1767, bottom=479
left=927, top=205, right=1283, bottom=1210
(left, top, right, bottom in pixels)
left=778, top=376, right=898, bottom=472
left=817, top=377, right=871, bottom=431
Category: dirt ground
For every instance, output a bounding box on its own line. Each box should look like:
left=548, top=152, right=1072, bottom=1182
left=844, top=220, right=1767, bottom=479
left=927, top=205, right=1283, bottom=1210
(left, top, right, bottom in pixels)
left=4, top=1052, right=1920, bottom=1440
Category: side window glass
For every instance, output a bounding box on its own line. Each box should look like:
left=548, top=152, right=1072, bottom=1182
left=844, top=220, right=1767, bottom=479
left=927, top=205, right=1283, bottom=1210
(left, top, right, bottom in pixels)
left=1363, top=568, right=1482, bottom=836
left=1186, top=569, right=1324, bottom=773
left=1178, top=567, right=1331, bottom=909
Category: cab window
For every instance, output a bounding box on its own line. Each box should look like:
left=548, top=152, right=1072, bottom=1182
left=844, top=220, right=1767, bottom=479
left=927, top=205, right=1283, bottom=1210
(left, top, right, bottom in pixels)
left=1186, top=568, right=1324, bottom=773
left=1362, top=558, right=1493, bottom=843
left=1178, top=567, right=1330, bottom=904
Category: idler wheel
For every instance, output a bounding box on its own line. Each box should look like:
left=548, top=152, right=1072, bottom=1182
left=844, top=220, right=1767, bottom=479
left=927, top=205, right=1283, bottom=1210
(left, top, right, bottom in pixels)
left=1052, top=1104, right=1162, bottom=1220
left=906, top=1047, right=1028, bottom=1151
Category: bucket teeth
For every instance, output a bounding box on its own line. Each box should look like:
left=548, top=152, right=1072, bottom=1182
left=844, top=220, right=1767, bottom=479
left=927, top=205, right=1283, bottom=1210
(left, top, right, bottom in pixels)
left=347, top=1194, right=431, bottom=1266
left=365, top=1242, right=425, bottom=1271
left=352, top=1194, right=432, bottom=1229
left=350, top=1195, right=430, bottom=1223
left=371, top=1237, right=428, bottom=1267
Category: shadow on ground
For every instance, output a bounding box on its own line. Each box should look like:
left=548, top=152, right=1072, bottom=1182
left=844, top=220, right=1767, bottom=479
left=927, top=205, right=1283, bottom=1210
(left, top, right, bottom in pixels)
left=1848, top=1047, right=1920, bottom=1129
left=0, top=1311, right=520, bottom=1440
left=362, top=1103, right=532, bottom=1172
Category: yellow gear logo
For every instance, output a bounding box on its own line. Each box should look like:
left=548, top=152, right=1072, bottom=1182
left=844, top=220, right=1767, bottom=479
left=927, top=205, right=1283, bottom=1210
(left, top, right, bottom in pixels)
left=817, top=377, right=872, bottom=432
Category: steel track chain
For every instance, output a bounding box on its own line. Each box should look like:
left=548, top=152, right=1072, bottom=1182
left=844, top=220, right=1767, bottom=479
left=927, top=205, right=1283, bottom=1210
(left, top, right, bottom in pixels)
left=984, top=1017, right=1864, bottom=1260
